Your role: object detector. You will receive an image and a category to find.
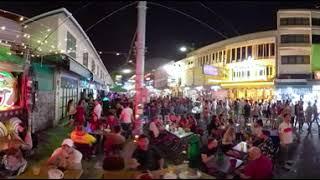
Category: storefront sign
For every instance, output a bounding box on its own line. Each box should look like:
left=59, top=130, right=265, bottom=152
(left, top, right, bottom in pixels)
left=0, top=71, right=18, bottom=110
left=203, top=65, right=219, bottom=76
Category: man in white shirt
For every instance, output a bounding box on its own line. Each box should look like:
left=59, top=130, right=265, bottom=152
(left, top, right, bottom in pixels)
left=120, top=103, right=134, bottom=139
left=278, top=113, right=294, bottom=169
left=93, top=100, right=102, bottom=120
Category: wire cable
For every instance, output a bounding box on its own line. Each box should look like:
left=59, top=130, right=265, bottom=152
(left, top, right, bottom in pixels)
left=148, top=2, right=228, bottom=39
left=199, top=2, right=240, bottom=36
left=85, top=1, right=138, bottom=32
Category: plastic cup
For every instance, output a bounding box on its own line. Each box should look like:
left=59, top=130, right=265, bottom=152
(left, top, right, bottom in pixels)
left=32, top=166, right=41, bottom=175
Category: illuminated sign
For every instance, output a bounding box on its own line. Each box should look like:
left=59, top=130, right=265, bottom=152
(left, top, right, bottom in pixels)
left=0, top=71, right=17, bottom=110
left=203, top=65, right=219, bottom=76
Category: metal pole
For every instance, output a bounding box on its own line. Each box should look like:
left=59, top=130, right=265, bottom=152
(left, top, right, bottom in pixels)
left=135, top=1, right=147, bottom=119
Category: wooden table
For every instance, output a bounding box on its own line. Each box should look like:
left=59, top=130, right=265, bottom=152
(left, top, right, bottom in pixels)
left=103, top=164, right=215, bottom=179
left=16, top=166, right=83, bottom=179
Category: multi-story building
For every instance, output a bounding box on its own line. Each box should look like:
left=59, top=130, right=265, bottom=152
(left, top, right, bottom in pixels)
left=21, top=8, right=113, bottom=131
left=168, top=9, right=320, bottom=103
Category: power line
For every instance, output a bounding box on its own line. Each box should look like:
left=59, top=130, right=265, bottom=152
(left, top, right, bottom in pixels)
left=148, top=2, right=228, bottom=39
left=198, top=2, right=240, bottom=36
left=85, top=1, right=138, bottom=32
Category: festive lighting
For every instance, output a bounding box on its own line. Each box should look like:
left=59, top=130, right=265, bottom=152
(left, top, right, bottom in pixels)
left=1, top=26, right=6, bottom=30
left=7, top=52, right=11, bottom=55
left=37, top=40, right=41, bottom=44
left=31, top=54, right=35, bottom=57
left=19, top=17, right=24, bottom=21
left=47, top=28, right=51, bottom=32
left=51, top=45, right=55, bottom=48
left=122, top=69, right=132, bottom=74
left=99, top=51, right=102, bottom=54
left=116, top=53, right=120, bottom=56
left=128, top=60, right=133, bottom=63
left=23, top=25, right=28, bottom=29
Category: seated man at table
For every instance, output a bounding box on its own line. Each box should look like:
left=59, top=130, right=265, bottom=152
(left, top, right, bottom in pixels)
left=132, top=135, right=164, bottom=171
left=235, top=146, right=273, bottom=179
left=104, top=125, right=126, bottom=156
left=0, top=147, right=27, bottom=177
left=71, top=125, right=96, bottom=160
left=47, top=139, right=83, bottom=170
left=200, top=138, right=218, bottom=173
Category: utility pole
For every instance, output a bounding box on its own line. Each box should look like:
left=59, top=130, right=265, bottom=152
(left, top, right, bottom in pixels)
left=134, top=1, right=147, bottom=119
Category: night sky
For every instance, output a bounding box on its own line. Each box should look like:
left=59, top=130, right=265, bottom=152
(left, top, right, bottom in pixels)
left=0, top=1, right=318, bottom=73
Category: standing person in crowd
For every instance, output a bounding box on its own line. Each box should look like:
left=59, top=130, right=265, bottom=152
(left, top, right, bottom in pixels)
left=66, top=99, right=77, bottom=124
left=252, top=102, right=260, bottom=122
left=297, top=101, right=305, bottom=132
left=305, top=102, right=313, bottom=132
left=312, top=100, right=319, bottom=134
left=74, top=99, right=86, bottom=126
left=257, top=130, right=277, bottom=160
left=279, top=113, right=294, bottom=170
left=105, top=112, right=119, bottom=130
left=119, top=103, right=134, bottom=139
left=93, top=100, right=102, bottom=121
left=243, top=100, right=251, bottom=124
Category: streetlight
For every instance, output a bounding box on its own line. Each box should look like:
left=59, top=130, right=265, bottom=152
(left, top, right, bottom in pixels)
left=179, top=46, right=187, bottom=52
left=122, top=69, right=132, bottom=74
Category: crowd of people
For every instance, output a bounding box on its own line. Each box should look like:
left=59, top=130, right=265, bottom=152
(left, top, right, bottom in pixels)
left=3, top=91, right=319, bottom=179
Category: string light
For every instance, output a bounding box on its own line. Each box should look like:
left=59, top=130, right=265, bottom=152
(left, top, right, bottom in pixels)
left=37, top=40, right=41, bottom=44
left=47, top=28, right=51, bottom=32
left=31, top=54, right=35, bottom=57
left=23, top=25, right=28, bottom=29
left=7, top=52, right=12, bottom=55
left=19, top=17, right=24, bottom=21
left=99, top=51, right=102, bottom=54
left=1, top=26, right=5, bottom=30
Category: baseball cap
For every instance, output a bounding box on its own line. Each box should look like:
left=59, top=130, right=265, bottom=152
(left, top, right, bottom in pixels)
left=61, top=138, right=74, bottom=147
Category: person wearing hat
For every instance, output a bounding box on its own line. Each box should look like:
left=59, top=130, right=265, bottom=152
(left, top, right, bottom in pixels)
left=47, top=139, right=83, bottom=171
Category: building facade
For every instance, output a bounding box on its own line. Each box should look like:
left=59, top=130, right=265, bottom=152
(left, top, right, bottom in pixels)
left=21, top=8, right=113, bottom=131
left=165, top=9, right=320, bottom=103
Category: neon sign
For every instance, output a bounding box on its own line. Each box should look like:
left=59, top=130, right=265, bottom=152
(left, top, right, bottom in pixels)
left=0, top=71, right=17, bottom=110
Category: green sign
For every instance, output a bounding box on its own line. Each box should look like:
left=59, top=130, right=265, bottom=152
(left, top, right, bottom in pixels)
left=312, top=44, right=320, bottom=71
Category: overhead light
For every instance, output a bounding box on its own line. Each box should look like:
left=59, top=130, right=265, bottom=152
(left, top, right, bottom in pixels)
left=47, top=28, right=51, bottom=32
left=44, top=40, right=48, bottom=44
left=179, top=46, right=187, bottom=52
left=31, top=54, right=35, bottom=57
left=122, top=69, right=132, bottom=74
left=19, top=17, right=24, bottom=21
left=99, top=51, right=102, bottom=54
left=1, top=26, right=6, bottom=30
left=128, top=60, right=133, bottom=63
left=116, top=53, right=120, bottom=56
left=37, top=40, right=41, bottom=44
left=7, top=52, right=12, bottom=55
left=23, top=25, right=28, bottom=29
left=23, top=34, right=27, bottom=37
left=51, top=45, right=55, bottom=48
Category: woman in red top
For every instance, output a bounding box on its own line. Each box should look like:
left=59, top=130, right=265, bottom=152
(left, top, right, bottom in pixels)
left=90, top=113, right=100, bottom=132
left=74, top=99, right=86, bottom=126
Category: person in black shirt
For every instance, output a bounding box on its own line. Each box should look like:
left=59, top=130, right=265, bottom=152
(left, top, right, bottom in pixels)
left=200, top=138, right=218, bottom=173
left=132, top=135, right=164, bottom=171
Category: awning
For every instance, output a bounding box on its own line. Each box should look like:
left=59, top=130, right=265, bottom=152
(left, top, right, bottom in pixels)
left=0, top=46, right=25, bottom=72
left=34, top=53, right=92, bottom=80
left=220, top=81, right=274, bottom=88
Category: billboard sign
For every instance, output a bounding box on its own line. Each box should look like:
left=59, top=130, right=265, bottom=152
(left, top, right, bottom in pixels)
left=203, top=65, right=219, bottom=76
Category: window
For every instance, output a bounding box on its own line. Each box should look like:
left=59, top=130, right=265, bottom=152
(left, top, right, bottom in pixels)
left=312, top=35, right=320, bottom=43
left=231, top=49, right=235, bottom=61
left=280, top=17, right=310, bottom=26
left=270, top=43, right=275, bottom=56
left=83, top=53, right=88, bottom=67
left=281, top=55, right=310, bottom=64
left=281, top=34, right=310, bottom=43
left=236, top=48, right=241, bottom=61
left=241, top=47, right=246, bottom=60
left=312, top=18, right=320, bottom=26
left=66, top=31, right=77, bottom=59
left=258, top=44, right=263, bottom=58
left=264, top=44, right=269, bottom=57
left=92, top=60, right=96, bottom=73
left=226, top=49, right=230, bottom=63
left=247, top=46, right=252, bottom=57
